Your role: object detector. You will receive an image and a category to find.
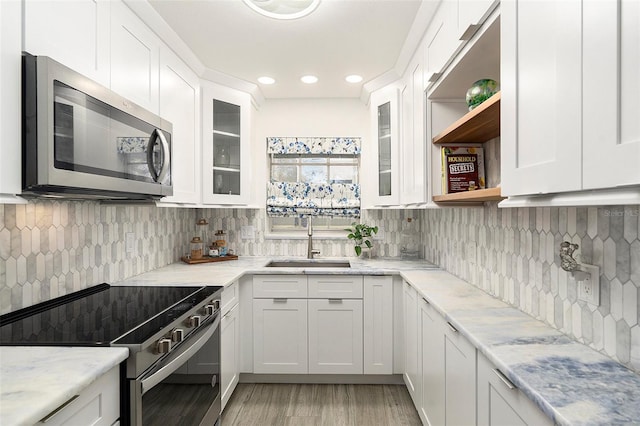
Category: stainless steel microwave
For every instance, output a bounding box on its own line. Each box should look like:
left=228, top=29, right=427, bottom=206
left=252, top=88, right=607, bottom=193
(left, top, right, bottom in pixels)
left=22, top=53, right=173, bottom=200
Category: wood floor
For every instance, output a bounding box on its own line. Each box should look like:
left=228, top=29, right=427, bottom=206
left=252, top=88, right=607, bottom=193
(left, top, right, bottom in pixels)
left=221, top=383, right=422, bottom=426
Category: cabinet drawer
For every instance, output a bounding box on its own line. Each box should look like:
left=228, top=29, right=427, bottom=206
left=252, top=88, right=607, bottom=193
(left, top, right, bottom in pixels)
left=221, top=281, right=238, bottom=314
left=308, top=275, right=363, bottom=299
left=37, top=365, right=119, bottom=426
left=253, top=275, right=307, bottom=298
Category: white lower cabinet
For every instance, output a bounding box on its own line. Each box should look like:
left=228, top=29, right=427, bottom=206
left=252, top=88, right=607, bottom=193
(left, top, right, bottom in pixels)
left=308, top=299, right=363, bottom=374
left=444, top=320, right=477, bottom=425
left=251, top=275, right=391, bottom=376
left=253, top=298, right=308, bottom=374
left=364, top=276, right=394, bottom=374
left=403, top=282, right=421, bottom=405
left=419, top=297, right=445, bottom=426
left=477, top=352, right=552, bottom=426
left=37, top=366, right=120, bottom=426
left=221, top=301, right=240, bottom=410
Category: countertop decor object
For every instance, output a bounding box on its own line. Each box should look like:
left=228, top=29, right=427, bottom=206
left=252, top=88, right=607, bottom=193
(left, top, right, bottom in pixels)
left=181, top=254, right=239, bottom=264
left=466, top=78, right=499, bottom=111
left=345, top=222, right=378, bottom=256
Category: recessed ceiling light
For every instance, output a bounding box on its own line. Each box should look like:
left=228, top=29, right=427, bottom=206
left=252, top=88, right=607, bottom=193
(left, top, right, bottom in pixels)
left=301, top=75, right=318, bottom=84
left=345, top=75, right=363, bottom=83
left=243, top=0, right=321, bottom=20
left=258, top=76, right=275, bottom=85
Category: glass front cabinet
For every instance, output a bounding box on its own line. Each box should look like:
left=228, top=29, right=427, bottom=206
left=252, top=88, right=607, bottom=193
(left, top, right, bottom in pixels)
left=367, top=86, right=400, bottom=206
left=202, top=82, right=252, bottom=205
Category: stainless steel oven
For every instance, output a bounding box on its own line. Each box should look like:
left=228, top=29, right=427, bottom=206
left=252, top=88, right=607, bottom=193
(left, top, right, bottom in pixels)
left=22, top=53, right=173, bottom=200
left=128, top=304, right=221, bottom=426
left=0, top=284, right=222, bottom=426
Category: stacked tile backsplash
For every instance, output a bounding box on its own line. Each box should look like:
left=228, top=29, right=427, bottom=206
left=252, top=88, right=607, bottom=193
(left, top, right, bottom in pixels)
left=0, top=201, right=195, bottom=315
left=421, top=203, right=640, bottom=373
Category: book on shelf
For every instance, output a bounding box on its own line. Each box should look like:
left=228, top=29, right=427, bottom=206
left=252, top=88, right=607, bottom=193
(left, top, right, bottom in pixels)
left=441, top=145, right=486, bottom=194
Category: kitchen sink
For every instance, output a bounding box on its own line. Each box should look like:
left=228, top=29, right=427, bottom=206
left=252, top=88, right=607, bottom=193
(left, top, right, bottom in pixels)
left=266, top=260, right=351, bottom=268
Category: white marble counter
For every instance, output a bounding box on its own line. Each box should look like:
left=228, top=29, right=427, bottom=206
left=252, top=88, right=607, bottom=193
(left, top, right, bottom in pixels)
left=401, top=270, right=640, bottom=426
left=0, top=346, right=128, bottom=425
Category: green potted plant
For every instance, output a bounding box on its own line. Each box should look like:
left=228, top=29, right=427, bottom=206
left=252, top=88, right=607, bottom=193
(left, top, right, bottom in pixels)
left=345, top=222, right=379, bottom=256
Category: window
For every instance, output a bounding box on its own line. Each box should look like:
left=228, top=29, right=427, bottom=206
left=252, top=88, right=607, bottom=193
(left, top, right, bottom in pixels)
left=266, top=137, right=362, bottom=234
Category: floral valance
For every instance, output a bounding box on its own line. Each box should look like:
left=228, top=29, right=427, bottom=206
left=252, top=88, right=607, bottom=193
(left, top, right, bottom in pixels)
left=267, top=137, right=361, bottom=155
left=267, top=181, right=360, bottom=218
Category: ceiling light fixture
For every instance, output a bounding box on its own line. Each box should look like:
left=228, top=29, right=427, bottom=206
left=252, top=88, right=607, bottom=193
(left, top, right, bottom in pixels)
left=243, top=0, right=321, bottom=20
left=301, top=75, right=318, bottom=84
left=345, top=74, right=363, bottom=83
left=258, top=76, right=276, bottom=85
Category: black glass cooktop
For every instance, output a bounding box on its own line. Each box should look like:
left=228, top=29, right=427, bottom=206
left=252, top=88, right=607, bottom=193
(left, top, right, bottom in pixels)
left=0, top=284, right=221, bottom=346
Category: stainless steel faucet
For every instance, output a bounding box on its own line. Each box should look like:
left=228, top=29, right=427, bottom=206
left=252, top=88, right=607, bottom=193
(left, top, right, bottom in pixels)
left=307, top=216, right=320, bottom=259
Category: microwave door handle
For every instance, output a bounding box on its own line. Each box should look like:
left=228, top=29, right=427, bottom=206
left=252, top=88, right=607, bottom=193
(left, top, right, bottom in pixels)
left=146, top=131, right=160, bottom=181
left=139, top=315, right=220, bottom=395
left=155, top=130, right=170, bottom=183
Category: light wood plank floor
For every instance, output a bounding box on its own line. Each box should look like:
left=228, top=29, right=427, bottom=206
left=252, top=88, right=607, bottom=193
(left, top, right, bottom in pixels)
left=221, top=383, right=422, bottom=426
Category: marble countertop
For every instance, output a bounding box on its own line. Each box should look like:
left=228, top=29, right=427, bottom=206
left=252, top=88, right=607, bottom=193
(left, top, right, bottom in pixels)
left=0, top=346, right=128, bottom=425
left=402, top=270, right=640, bottom=426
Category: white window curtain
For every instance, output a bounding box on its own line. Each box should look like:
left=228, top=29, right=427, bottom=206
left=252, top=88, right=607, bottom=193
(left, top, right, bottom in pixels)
left=266, top=137, right=361, bottom=218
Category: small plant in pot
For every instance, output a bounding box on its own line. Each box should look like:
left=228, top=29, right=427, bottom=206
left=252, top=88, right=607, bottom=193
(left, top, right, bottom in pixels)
left=345, top=222, right=379, bottom=256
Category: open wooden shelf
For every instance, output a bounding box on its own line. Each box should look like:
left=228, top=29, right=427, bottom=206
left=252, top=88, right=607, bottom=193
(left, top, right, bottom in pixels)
left=433, top=187, right=503, bottom=203
left=432, top=91, right=500, bottom=144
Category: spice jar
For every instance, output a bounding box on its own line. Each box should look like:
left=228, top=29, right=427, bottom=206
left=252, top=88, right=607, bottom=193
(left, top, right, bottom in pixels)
left=190, top=236, right=203, bottom=260
left=214, top=230, right=227, bottom=248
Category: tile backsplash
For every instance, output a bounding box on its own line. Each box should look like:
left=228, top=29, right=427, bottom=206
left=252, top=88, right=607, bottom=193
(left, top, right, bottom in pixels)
left=421, top=203, right=640, bottom=373
left=0, top=201, right=195, bottom=315
left=1, top=199, right=638, bottom=373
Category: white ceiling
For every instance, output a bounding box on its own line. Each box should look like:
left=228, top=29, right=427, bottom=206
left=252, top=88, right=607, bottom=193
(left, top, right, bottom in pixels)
left=148, top=0, right=426, bottom=99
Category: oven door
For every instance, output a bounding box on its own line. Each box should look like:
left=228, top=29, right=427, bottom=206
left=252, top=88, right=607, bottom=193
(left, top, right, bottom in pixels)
left=130, top=316, right=221, bottom=426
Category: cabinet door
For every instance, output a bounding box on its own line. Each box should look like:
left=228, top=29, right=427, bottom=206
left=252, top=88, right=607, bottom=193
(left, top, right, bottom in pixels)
left=364, top=276, right=393, bottom=375
left=308, top=275, right=363, bottom=299
left=501, top=0, right=582, bottom=196
left=367, top=86, right=400, bottom=206
left=401, top=56, right=427, bottom=205
left=425, top=0, right=458, bottom=82
left=308, top=299, right=363, bottom=374
left=202, top=82, right=252, bottom=205
left=477, top=352, right=552, bottom=426
left=158, top=48, right=201, bottom=204
left=0, top=0, right=21, bottom=198
left=403, top=282, right=421, bottom=405
left=253, top=298, right=307, bottom=374
left=444, top=321, right=476, bottom=426
left=36, top=366, right=119, bottom=426
left=253, top=275, right=307, bottom=298
left=23, top=0, right=110, bottom=86
left=110, top=0, right=160, bottom=114
left=583, top=0, right=640, bottom=189
left=221, top=303, right=240, bottom=410
left=420, top=298, right=445, bottom=426
left=458, top=0, right=498, bottom=40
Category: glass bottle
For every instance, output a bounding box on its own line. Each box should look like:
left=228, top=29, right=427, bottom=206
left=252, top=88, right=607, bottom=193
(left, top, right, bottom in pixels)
left=216, top=145, right=230, bottom=167
left=190, top=236, right=203, bottom=260
left=400, top=218, right=420, bottom=259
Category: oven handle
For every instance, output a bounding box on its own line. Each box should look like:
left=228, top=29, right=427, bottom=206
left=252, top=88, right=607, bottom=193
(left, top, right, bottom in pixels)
left=139, top=314, right=220, bottom=395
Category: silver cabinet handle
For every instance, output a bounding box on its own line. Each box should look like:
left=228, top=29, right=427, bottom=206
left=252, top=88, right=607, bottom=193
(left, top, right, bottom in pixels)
left=460, top=23, right=481, bottom=40
left=446, top=322, right=458, bottom=333
left=273, top=298, right=288, bottom=303
left=328, top=299, right=343, bottom=303
left=421, top=297, right=429, bottom=305
left=40, top=395, right=79, bottom=423
left=146, top=129, right=170, bottom=183
left=493, top=368, right=517, bottom=390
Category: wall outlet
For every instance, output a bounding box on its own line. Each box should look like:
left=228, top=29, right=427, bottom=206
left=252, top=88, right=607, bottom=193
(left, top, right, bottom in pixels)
left=125, top=232, right=135, bottom=254
left=576, top=264, right=600, bottom=306
left=241, top=225, right=255, bottom=240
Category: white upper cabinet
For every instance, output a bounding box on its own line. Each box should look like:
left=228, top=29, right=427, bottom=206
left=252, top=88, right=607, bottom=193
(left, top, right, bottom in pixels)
left=158, top=48, right=201, bottom=205
left=367, top=85, right=401, bottom=207
left=201, top=82, right=252, bottom=205
left=23, top=0, right=110, bottom=87
left=110, top=0, right=160, bottom=114
left=424, top=0, right=458, bottom=83
left=502, top=0, right=640, bottom=201
left=501, top=0, right=582, bottom=196
left=0, top=0, right=22, bottom=200
left=458, top=0, right=499, bottom=40
left=400, top=56, right=427, bottom=205
left=583, top=0, right=640, bottom=190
